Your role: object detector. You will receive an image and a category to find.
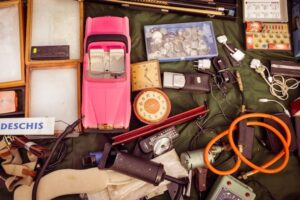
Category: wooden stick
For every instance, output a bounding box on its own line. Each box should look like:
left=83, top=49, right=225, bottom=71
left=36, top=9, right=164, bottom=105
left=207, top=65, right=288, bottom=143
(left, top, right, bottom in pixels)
left=91, top=0, right=225, bottom=16
left=113, top=106, right=209, bottom=145
left=129, top=0, right=227, bottom=12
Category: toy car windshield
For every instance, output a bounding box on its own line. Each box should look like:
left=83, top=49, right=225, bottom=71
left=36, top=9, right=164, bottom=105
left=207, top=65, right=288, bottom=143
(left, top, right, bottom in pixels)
left=88, top=48, right=125, bottom=79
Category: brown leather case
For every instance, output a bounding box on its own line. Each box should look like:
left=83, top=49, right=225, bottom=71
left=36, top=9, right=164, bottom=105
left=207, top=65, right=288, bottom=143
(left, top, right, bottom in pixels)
left=31, top=45, right=69, bottom=60
left=213, top=56, right=235, bottom=83
left=195, top=167, right=208, bottom=192
left=270, top=61, right=300, bottom=78
left=183, top=74, right=211, bottom=92
left=264, top=113, right=297, bottom=153
left=238, top=120, right=254, bottom=159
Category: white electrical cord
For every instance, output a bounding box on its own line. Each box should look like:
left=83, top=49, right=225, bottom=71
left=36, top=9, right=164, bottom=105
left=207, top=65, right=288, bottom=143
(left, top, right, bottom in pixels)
left=258, top=98, right=291, bottom=117
left=261, top=73, right=299, bottom=101
left=217, top=35, right=235, bottom=53
left=251, top=59, right=300, bottom=100
left=224, top=43, right=236, bottom=54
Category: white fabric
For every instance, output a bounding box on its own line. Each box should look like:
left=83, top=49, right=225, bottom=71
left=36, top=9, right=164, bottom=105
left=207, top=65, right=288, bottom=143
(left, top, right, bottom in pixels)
left=14, top=150, right=188, bottom=200
left=0, top=142, right=37, bottom=192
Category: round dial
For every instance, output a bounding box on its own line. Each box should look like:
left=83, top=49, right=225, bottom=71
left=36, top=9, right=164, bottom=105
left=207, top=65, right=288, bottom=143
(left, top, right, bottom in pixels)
left=133, top=89, right=171, bottom=124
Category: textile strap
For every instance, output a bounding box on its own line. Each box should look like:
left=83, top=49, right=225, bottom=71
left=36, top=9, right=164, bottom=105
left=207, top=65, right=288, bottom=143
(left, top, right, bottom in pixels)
left=0, top=139, right=37, bottom=192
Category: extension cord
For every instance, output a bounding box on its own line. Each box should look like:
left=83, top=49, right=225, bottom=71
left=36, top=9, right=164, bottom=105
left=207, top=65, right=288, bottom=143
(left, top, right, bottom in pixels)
left=203, top=113, right=291, bottom=179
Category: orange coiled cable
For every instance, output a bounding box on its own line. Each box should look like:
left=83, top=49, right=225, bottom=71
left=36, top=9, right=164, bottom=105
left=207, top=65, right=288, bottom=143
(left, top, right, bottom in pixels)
left=204, top=113, right=291, bottom=178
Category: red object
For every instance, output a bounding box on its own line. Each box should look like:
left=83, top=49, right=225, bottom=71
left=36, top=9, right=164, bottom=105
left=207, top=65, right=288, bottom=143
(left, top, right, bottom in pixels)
left=0, top=91, right=17, bottom=114
left=246, top=22, right=262, bottom=32
left=291, top=97, right=300, bottom=117
left=112, top=106, right=209, bottom=145
left=246, top=34, right=254, bottom=49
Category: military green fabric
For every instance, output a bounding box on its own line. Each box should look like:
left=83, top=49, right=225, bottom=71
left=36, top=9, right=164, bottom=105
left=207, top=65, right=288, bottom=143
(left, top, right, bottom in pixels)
left=1, top=1, right=300, bottom=200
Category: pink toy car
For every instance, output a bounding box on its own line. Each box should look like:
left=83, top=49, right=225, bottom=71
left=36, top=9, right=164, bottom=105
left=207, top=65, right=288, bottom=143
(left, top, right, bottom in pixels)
left=82, top=16, right=131, bottom=133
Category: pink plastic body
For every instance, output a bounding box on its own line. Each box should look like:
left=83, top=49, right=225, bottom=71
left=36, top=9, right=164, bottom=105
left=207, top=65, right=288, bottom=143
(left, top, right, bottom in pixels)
left=82, top=16, right=131, bottom=132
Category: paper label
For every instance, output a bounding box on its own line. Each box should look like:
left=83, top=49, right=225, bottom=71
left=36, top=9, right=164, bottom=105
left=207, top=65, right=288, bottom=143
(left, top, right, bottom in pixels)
left=0, top=117, right=55, bottom=135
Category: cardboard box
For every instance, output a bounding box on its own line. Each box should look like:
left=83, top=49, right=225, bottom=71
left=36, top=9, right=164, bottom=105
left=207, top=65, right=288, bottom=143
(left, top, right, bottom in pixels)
left=25, top=0, right=84, bottom=65
left=26, top=63, right=81, bottom=136
left=243, top=0, right=288, bottom=22
left=0, top=0, right=25, bottom=88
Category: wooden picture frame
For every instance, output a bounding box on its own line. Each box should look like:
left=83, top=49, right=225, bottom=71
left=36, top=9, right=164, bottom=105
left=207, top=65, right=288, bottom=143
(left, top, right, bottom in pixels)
left=0, top=0, right=25, bottom=88
left=26, top=62, right=81, bottom=136
left=25, top=0, right=84, bottom=65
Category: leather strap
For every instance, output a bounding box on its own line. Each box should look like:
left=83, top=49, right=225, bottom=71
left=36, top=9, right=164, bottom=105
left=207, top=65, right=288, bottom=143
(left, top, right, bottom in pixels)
left=12, top=136, right=50, bottom=158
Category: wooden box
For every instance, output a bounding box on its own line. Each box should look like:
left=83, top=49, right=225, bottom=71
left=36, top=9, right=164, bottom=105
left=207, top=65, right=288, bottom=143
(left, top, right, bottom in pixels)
left=0, top=0, right=25, bottom=88
left=26, top=63, right=81, bottom=136
left=25, top=0, right=84, bottom=65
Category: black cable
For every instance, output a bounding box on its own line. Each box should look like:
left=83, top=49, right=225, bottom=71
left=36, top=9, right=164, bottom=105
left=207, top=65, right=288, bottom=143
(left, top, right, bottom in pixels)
left=210, top=83, right=233, bottom=123
left=45, top=142, right=68, bottom=173
left=245, top=179, right=276, bottom=200
left=174, top=184, right=184, bottom=200
left=164, top=175, right=188, bottom=185
left=32, top=118, right=82, bottom=200
left=189, top=112, right=232, bottom=150
left=164, top=176, right=188, bottom=200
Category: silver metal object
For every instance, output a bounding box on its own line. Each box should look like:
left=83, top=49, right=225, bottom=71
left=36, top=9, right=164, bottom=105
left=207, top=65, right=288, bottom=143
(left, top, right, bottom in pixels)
left=180, top=146, right=223, bottom=170
left=163, top=72, right=186, bottom=89
left=153, top=137, right=173, bottom=156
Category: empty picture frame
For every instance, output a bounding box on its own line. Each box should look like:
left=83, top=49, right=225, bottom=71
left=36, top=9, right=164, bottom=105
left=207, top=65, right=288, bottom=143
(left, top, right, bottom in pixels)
left=26, top=0, right=83, bottom=64
left=0, top=0, right=25, bottom=88
left=26, top=63, right=81, bottom=135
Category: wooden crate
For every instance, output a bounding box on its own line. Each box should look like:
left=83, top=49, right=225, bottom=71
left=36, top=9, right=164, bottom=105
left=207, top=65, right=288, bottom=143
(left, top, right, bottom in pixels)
left=26, top=62, right=81, bottom=136
left=25, top=0, right=84, bottom=65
